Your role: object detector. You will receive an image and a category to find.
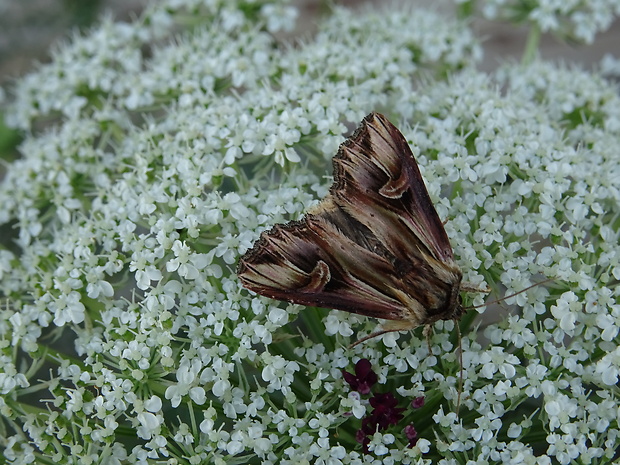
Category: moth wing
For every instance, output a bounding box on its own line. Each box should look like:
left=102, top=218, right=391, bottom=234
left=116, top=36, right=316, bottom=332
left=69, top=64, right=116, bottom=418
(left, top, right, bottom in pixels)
left=237, top=206, right=426, bottom=325
left=332, top=112, right=455, bottom=265
left=237, top=112, right=463, bottom=330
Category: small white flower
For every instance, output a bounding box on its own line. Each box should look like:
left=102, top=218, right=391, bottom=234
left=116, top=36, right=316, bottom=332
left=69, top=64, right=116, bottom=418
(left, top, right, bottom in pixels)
left=340, top=391, right=366, bottom=419
left=136, top=412, right=163, bottom=440
left=323, top=312, right=354, bottom=337
left=478, top=347, right=519, bottom=379
left=594, top=347, right=620, bottom=385
left=261, top=354, right=300, bottom=393
left=165, top=361, right=205, bottom=408
left=144, top=396, right=162, bottom=413
left=50, top=290, right=86, bottom=326
left=550, top=291, right=581, bottom=332
left=366, top=432, right=395, bottom=455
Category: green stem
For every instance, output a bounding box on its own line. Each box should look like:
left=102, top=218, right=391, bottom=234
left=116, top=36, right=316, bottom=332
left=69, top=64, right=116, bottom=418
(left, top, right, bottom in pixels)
left=522, top=25, right=541, bottom=65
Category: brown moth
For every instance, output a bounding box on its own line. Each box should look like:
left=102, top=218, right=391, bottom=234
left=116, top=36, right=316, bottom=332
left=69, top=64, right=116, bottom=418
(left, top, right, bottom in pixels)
left=237, top=112, right=488, bottom=343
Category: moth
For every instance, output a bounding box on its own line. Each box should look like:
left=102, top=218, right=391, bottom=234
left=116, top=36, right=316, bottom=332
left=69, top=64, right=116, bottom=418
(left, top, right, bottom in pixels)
left=237, top=112, right=488, bottom=344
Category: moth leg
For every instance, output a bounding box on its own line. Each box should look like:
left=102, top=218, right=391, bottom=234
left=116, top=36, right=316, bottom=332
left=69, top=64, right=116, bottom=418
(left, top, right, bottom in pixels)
left=349, top=320, right=416, bottom=349
left=348, top=329, right=392, bottom=348
left=461, top=281, right=490, bottom=294
left=425, top=322, right=463, bottom=412
left=455, top=322, right=463, bottom=414
left=423, top=324, right=433, bottom=355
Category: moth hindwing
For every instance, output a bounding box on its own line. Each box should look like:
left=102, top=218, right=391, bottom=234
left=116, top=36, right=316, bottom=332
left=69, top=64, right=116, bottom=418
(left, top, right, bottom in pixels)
left=237, top=112, right=487, bottom=339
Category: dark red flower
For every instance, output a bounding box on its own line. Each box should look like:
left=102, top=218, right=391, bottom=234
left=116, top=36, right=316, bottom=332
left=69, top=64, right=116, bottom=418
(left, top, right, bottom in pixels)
left=355, top=428, right=368, bottom=444
left=342, top=359, right=378, bottom=395
left=356, top=416, right=379, bottom=453
left=344, top=361, right=424, bottom=454
left=368, top=392, right=405, bottom=430
left=404, top=424, right=418, bottom=447
left=411, top=396, right=425, bottom=409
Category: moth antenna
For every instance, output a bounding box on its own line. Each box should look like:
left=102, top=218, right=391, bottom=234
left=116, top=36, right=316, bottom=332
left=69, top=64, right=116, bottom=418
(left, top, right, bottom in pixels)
left=456, top=322, right=463, bottom=414
left=466, top=278, right=554, bottom=310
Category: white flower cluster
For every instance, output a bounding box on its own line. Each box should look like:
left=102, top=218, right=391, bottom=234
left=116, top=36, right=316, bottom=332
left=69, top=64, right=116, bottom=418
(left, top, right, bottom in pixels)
left=1, top=0, right=618, bottom=464
left=472, top=0, right=620, bottom=43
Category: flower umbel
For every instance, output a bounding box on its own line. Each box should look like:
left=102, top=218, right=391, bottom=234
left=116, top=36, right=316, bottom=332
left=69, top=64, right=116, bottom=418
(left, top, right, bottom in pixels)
left=1, top=0, right=619, bottom=463
left=343, top=359, right=423, bottom=454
